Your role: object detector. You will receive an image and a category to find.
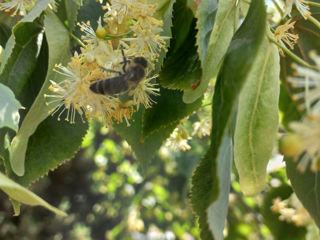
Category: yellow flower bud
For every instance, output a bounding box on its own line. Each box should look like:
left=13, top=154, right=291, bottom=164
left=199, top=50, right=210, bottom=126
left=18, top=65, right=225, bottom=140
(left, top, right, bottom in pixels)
left=279, top=134, right=303, bottom=157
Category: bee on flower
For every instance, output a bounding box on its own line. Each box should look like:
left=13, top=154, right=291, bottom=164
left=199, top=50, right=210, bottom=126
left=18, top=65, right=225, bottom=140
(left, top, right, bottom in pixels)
left=46, top=0, right=168, bottom=126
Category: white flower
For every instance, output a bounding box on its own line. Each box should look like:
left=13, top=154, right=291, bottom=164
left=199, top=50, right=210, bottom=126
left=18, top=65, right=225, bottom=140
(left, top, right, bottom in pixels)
left=289, top=113, right=320, bottom=172
left=0, top=0, right=33, bottom=16
left=129, top=73, right=159, bottom=110
left=284, top=0, right=310, bottom=19
left=271, top=194, right=310, bottom=226
left=165, top=125, right=191, bottom=152
left=274, top=20, right=298, bottom=52
left=289, top=51, right=320, bottom=113
left=192, top=115, right=211, bottom=138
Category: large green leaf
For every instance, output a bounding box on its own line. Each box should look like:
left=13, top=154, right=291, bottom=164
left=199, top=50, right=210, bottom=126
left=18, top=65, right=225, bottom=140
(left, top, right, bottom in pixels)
left=0, top=0, right=54, bottom=74
left=0, top=22, right=11, bottom=48
left=0, top=83, right=22, bottom=132
left=279, top=83, right=301, bottom=130
left=183, top=0, right=237, bottom=103
left=142, top=88, right=202, bottom=139
left=286, top=157, right=320, bottom=228
left=195, top=0, right=218, bottom=64
left=0, top=172, right=66, bottom=216
left=4, top=116, right=87, bottom=187
left=160, top=0, right=201, bottom=91
left=190, top=0, right=266, bottom=238
left=169, top=0, right=194, bottom=52
left=0, top=21, right=43, bottom=97
left=8, top=10, right=72, bottom=176
left=234, top=35, right=280, bottom=196
left=207, top=133, right=233, bottom=240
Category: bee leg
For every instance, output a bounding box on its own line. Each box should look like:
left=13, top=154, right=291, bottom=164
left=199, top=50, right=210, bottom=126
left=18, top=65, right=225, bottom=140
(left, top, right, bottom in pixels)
left=100, top=67, right=122, bottom=75
left=121, top=48, right=129, bottom=73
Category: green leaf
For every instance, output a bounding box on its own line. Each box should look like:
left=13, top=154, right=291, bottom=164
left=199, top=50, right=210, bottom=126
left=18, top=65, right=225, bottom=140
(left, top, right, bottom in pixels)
left=65, top=0, right=82, bottom=32
left=160, top=19, right=201, bottom=90
left=0, top=171, right=67, bottom=216
left=195, top=0, right=218, bottom=64
left=160, top=0, right=201, bottom=91
left=0, top=22, right=11, bottom=47
left=286, top=157, right=320, bottom=228
left=0, top=83, right=22, bottom=132
left=9, top=10, right=71, bottom=176
left=261, top=185, right=307, bottom=240
left=191, top=0, right=266, bottom=238
left=234, top=35, right=280, bottom=196
left=279, top=83, right=301, bottom=130
left=113, top=109, right=177, bottom=170
left=170, top=0, right=194, bottom=52
left=208, top=133, right=233, bottom=240
left=155, top=0, right=175, bottom=72
left=0, top=21, right=43, bottom=97
left=183, top=0, right=238, bottom=103
left=4, top=116, right=87, bottom=187
left=0, top=0, right=54, bottom=74
left=142, top=88, right=202, bottom=139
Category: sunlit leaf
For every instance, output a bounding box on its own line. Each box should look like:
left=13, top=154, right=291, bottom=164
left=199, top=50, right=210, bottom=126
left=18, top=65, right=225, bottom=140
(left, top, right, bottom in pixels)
left=191, top=0, right=266, bottom=238
left=234, top=34, right=280, bottom=196
left=0, top=83, right=22, bottom=132
left=0, top=172, right=67, bottom=216
left=207, top=133, right=232, bottom=240
left=0, top=0, right=54, bottom=74
left=183, top=0, right=237, bottom=103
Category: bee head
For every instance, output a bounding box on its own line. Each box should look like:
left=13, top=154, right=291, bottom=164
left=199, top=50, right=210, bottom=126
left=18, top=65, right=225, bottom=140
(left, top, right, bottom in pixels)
left=133, top=57, right=148, bottom=69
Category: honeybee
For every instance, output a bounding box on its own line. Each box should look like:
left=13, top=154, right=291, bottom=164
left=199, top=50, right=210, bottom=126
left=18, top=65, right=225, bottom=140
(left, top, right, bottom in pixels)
left=90, top=50, right=147, bottom=95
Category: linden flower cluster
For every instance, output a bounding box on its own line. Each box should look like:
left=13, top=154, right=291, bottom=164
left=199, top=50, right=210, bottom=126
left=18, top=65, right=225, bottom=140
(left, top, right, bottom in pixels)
left=0, top=0, right=34, bottom=16
left=165, top=125, right=191, bottom=152
left=45, top=0, right=167, bottom=126
left=280, top=52, right=320, bottom=172
left=271, top=194, right=310, bottom=227
left=274, top=20, right=298, bottom=55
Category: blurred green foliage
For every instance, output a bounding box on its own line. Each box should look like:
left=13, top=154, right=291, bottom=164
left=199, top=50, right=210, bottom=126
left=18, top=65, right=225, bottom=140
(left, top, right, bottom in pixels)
left=0, top=120, right=312, bottom=239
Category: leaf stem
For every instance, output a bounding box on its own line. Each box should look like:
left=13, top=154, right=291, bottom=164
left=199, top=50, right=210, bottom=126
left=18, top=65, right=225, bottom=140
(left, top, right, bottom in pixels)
left=269, top=38, right=319, bottom=71
left=307, top=15, right=320, bottom=30
left=271, top=0, right=284, bottom=17
left=305, top=1, right=320, bottom=7
left=69, top=32, right=86, bottom=48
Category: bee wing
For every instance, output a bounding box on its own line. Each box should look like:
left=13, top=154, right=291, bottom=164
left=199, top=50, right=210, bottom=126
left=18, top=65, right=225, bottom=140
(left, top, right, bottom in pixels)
left=90, top=75, right=129, bottom=95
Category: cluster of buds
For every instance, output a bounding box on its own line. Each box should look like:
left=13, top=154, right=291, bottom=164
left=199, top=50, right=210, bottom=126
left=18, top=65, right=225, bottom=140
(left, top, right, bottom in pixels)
left=45, top=0, right=168, bottom=126
left=271, top=194, right=310, bottom=227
